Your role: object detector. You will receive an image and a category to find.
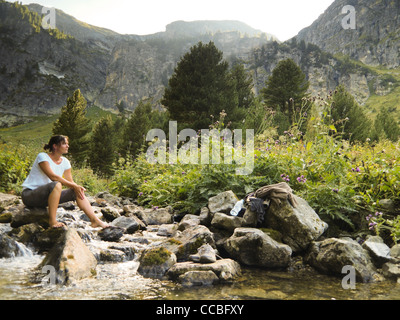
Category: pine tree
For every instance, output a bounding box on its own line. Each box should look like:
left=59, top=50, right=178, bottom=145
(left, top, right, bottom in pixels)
left=261, top=58, right=309, bottom=131
left=330, top=85, right=371, bottom=142
left=52, top=89, right=91, bottom=164
left=161, top=41, right=237, bottom=130
left=373, top=107, right=400, bottom=142
left=89, top=115, right=115, bottom=177
left=119, top=101, right=152, bottom=158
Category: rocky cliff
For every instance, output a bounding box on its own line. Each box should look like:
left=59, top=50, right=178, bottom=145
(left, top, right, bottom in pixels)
left=0, top=0, right=398, bottom=127
left=296, top=0, right=400, bottom=68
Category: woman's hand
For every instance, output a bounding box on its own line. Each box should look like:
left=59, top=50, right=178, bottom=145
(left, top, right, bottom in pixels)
left=73, top=184, right=86, bottom=200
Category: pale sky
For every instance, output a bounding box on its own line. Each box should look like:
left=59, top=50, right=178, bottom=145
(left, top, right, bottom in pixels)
left=11, top=0, right=335, bottom=41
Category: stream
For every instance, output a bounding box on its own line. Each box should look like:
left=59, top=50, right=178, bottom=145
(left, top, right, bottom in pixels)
left=1, top=238, right=399, bottom=300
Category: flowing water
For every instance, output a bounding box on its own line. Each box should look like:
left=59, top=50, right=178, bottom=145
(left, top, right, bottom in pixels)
left=1, top=245, right=399, bottom=300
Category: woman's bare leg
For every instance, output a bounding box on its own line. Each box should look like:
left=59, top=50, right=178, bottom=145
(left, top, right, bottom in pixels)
left=48, top=182, right=65, bottom=228
left=75, top=195, right=109, bottom=228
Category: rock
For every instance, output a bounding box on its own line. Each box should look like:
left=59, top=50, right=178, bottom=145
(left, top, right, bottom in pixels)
left=224, top=228, right=292, bottom=268
left=138, top=247, right=176, bottom=278
left=382, top=262, right=400, bottom=280
left=98, top=226, right=125, bottom=242
left=99, top=248, right=127, bottom=262
left=10, top=205, right=49, bottom=228
left=8, top=223, right=44, bottom=245
left=362, top=236, right=393, bottom=266
left=169, top=225, right=216, bottom=262
left=100, top=206, right=121, bottom=222
left=242, top=208, right=258, bottom=227
left=39, top=228, right=97, bottom=284
left=199, top=207, right=211, bottom=226
left=35, top=227, right=67, bottom=251
left=178, top=270, right=219, bottom=287
left=0, top=211, right=13, bottom=223
left=0, top=233, right=26, bottom=258
left=390, top=244, right=400, bottom=259
left=178, top=214, right=201, bottom=231
left=0, top=193, right=20, bottom=212
left=137, top=207, right=173, bottom=225
left=211, top=212, right=243, bottom=232
left=265, top=195, right=328, bottom=252
left=208, top=190, right=239, bottom=214
left=305, top=238, right=378, bottom=283
left=157, top=224, right=178, bottom=237
left=95, top=191, right=123, bottom=207
left=167, top=259, right=241, bottom=283
left=111, top=216, right=140, bottom=234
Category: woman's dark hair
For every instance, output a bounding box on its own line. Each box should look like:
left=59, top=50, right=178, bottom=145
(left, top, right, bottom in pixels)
left=44, top=135, right=68, bottom=152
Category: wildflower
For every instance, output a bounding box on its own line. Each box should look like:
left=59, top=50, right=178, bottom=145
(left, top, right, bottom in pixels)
left=332, top=188, right=339, bottom=193
left=296, top=175, right=307, bottom=183
left=369, top=222, right=377, bottom=230
left=375, top=211, right=383, bottom=216
left=366, top=214, right=373, bottom=221
left=281, top=174, right=290, bottom=182
left=138, top=192, right=143, bottom=196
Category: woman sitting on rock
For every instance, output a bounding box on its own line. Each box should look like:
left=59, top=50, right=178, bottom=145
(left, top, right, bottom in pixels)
left=21, top=135, right=109, bottom=229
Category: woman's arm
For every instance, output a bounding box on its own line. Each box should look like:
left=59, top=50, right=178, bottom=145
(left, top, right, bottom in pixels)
left=39, top=161, right=85, bottom=199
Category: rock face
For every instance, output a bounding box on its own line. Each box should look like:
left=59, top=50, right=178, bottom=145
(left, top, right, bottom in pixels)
left=224, top=228, right=292, bottom=268
left=40, top=228, right=97, bottom=284
left=296, top=0, right=400, bottom=68
left=265, top=195, right=328, bottom=252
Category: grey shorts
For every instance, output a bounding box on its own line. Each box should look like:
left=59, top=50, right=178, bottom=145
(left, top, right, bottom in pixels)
left=21, top=181, right=76, bottom=208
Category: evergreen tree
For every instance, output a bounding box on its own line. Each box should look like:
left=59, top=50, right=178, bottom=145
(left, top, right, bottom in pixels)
left=89, top=115, right=115, bottom=177
left=330, top=85, right=371, bottom=142
left=52, top=89, right=91, bottom=164
left=161, top=41, right=237, bottom=130
left=373, top=107, right=400, bottom=142
left=261, top=58, right=309, bottom=132
left=119, top=101, right=152, bottom=158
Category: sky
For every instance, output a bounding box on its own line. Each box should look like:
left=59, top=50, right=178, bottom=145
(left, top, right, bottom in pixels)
left=11, top=0, right=335, bottom=41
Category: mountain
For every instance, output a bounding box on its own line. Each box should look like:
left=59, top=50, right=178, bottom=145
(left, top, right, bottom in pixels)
left=296, top=0, right=400, bottom=68
left=0, top=0, right=398, bottom=127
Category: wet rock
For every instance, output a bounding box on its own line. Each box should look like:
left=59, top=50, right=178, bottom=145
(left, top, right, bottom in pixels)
left=178, top=270, right=219, bottom=287
left=265, top=195, right=328, bottom=252
left=100, top=206, right=121, bottom=222
left=211, top=212, right=243, bottom=232
left=138, top=247, right=176, bottom=279
left=224, top=227, right=292, bottom=268
left=208, top=190, right=239, bottom=214
left=167, top=259, right=241, bottom=282
left=111, top=216, right=140, bottom=234
left=39, top=228, right=97, bottom=284
left=0, top=233, right=26, bottom=258
left=8, top=223, right=44, bottom=245
left=10, top=205, right=49, bottom=228
left=305, top=237, right=378, bottom=283
left=98, top=226, right=125, bottom=242
left=34, top=227, right=66, bottom=251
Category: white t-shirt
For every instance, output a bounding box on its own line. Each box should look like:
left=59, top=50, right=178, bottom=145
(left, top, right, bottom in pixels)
left=22, top=152, right=71, bottom=190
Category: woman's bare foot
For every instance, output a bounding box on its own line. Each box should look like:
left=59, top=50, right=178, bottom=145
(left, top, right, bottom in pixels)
left=90, top=220, right=109, bottom=229
left=50, top=221, right=66, bottom=229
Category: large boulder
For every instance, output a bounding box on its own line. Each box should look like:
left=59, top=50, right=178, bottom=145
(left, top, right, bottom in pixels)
left=39, top=228, right=97, bottom=284
left=208, top=191, right=239, bottom=214
left=265, top=195, right=328, bottom=252
left=0, top=233, right=27, bottom=258
left=362, top=236, right=393, bottom=267
left=224, top=227, right=292, bottom=268
left=136, top=207, right=174, bottom=225
left=305, top=237, right=379, bottom=283
left=111, top=216, right=140, bottom=234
